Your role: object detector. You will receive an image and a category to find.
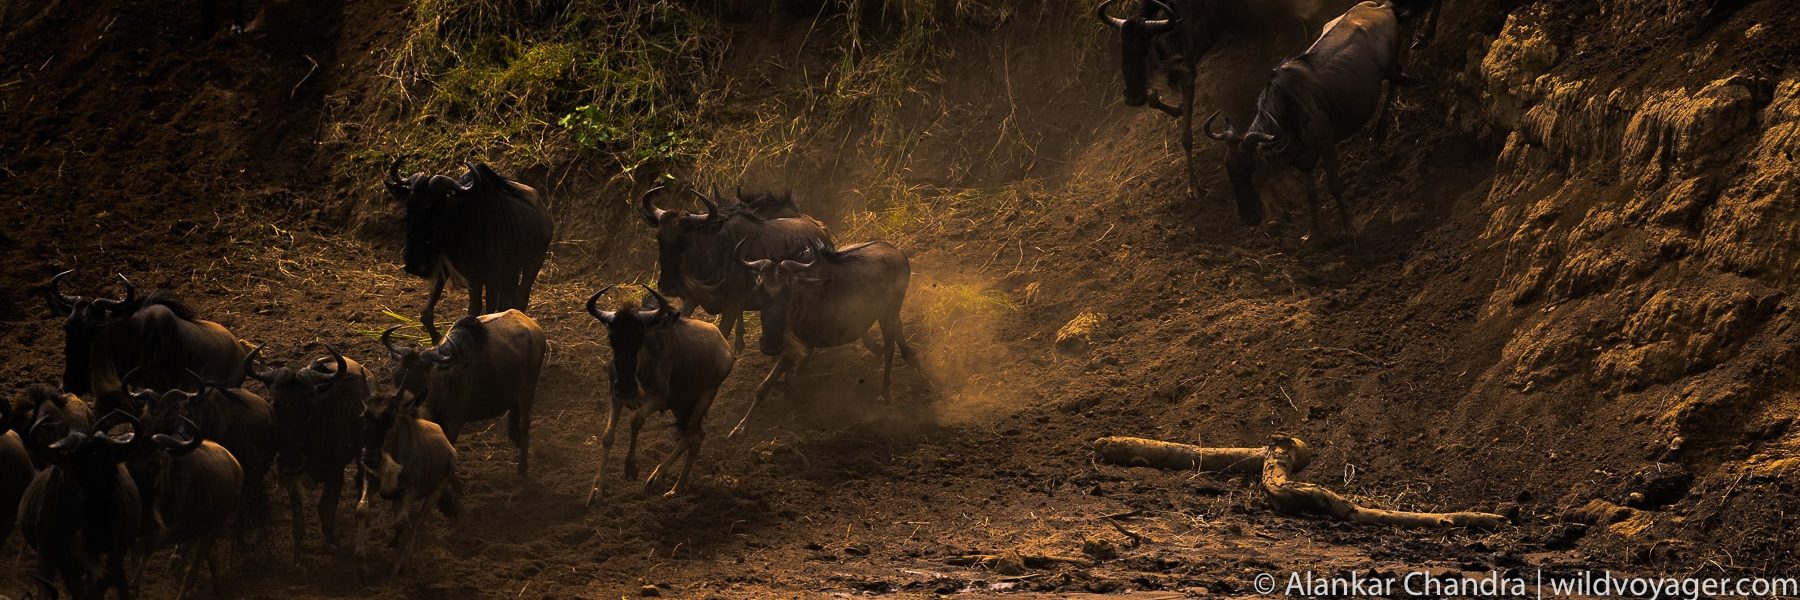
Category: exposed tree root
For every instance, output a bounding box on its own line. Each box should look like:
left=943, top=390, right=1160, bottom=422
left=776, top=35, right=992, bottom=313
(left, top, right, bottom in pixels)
left=1095, top=435, right=1507, bottom=531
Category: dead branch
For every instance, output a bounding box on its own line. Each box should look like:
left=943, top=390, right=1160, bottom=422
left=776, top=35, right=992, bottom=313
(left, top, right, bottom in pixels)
left=1093, top=436, right=1311, bottom=474
left=1094, top=435, right=1506, bottom=531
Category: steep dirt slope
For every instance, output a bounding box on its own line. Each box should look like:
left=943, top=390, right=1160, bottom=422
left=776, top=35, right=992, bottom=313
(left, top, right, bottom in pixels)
left=0, top=0, right=1797, bottom=597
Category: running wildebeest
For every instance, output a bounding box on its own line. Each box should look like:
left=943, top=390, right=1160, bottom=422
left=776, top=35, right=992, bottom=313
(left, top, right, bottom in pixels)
left=45, top=271, right=252, bottom=404
left=733, top=239, right=919, bottom=437
left=17, top=410, right=144, bottom=600
left=244, top=344, right=365, bottom=554
left=640, top=186, right=833, bottom=353
left=385, top=159, right=553, bottom=343
left=0, top=398, right=35, bottom=546
left=1095, top=0, right=1239, bottom=200
left=147, top=416, right=243, bottom=600
left=382, top=309, right=546, bottom=475
left=1204, top=0, right=1407, bottom=237
left=354, top=385, right=460, bottom=578
left=582, top=285, right=733, bottom=503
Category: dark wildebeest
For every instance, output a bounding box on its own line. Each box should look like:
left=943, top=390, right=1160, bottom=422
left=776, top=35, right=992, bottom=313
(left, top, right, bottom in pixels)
left=734, top=239, right=919, bottom=437
left=17, top=410, right=144, bottom=600
left=353, top=386, right=460, bottom=578
left=127, top=369, right=276, bottom=544
left=385, top=159, right=553, bottom=344
left=244, top=344, right=365, bottom=555
left=147, top=416, right=243, bottom=600
left=382, top=309, right=546, bottom=475
left=1096, top=0, right=1239, bottom=199
left=1204, top=1, right=1406, bottom=237
left=582, top=285, right=733, bottom=503
left=45, top=271, right=252, bottom=406
left=0, top=398, right=36, bottom=546
left=13, top=385, right=96, bottom=468
left=640, top=186, right=833, bottom=353
left=1390, top=0, right=1439, bottom=49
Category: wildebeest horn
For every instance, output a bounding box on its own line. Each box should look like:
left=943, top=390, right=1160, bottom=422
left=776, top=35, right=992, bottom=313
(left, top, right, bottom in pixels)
left=121, top=366, right=147, bottom=394
left=321, top=344, right=349, bottom=386
left=1244, top=132, right=1276, bottom=147
left=684, top=187, right=720, bottom=217
left=1143, top=0, right=1179, bottom=31
left=46, top=269, right=80, bottom=312
left=1203, top=111, right=1237, bottom=142
left=1095, top=0, right=1127, bottom=29
left=742, top=258, right=772, bottom=272
left=243, top=343, right=279, bottom=385
left=639, top=186, right=670, bottom=227
left=381, top=325, right=405, bottom=357
left=461, top=162, right=482, bottom=191
left=93, top=408, right=143, bottom=444
left=153, top=415, right=204, bottom=454
left=182, top=369, right=209, bottom=398
left=47, top=430, right=85, bottom=453
left=387, top=156, right=408, bottom=186
left=586, top=284, right=618, bottom=325
left=421, top=349, right=454, bottom=365
left=640, top=285, right=676, bottom=318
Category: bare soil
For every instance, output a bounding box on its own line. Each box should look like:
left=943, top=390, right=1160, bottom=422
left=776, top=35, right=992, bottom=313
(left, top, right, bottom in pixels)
left=2, top=0, right=1797, bottom=598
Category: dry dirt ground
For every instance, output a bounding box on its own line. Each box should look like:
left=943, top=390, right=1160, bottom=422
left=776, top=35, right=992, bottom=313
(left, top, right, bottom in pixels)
left=2, top=0, right=1799, bottom=598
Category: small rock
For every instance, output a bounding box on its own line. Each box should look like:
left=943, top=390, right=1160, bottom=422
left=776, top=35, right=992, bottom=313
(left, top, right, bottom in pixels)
left=640, top=585, right=662, bottom=597
left=1081, top=538, right=1118, bottom=561
left=1054, top=311, right=1105, bottom=354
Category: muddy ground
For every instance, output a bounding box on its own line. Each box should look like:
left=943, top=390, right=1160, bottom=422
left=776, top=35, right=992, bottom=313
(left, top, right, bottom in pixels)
left=2, top=0, right=1798, bottom=597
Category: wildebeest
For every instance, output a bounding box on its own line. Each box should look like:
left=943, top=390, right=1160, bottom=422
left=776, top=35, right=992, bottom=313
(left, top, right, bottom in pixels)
left=12, top=385, right=94, bottom=468
left=128, top=369, right=276, bottom=543
left=1096, top=0, right=1239, bottom=199
left=582, top=285, right=733, bottom=503
left=1390, top=0, right=1439, bottom=49
left=385, top=159, right=553, bottom=343
left=148, top=416, right=243, bottom=600
left=1204, top=0, right=1406, bottom=236
left=0, top=398, right=35, bottom=546
left=382, top=309, right=545, bottom=475
left=17, top=410, right=144, bottom=600
left=640, top=186, right=833, bottom=353
left=353, top=386, right=461, bottom=578
left=244, top=344, right=365, bottom=555
left=734, top=239, right=919, bottom=436
left=45, top=270, right=252, bottom=405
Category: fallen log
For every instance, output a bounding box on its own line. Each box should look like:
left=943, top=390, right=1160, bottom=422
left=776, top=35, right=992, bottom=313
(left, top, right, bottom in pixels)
left=1092, top=436, right=1312, bottom=474
left=1092, top=435, right=1506, bottom=531
left=1259, top=436, right=1507, bottom=531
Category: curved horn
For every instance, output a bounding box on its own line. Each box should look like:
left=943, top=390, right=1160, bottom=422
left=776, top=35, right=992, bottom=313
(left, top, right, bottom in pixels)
left=48, top=431, right=85, bottom=453
left=322, top=344, right=349, bottom=385
left=153, top=415, right=204, bottom=454
left=586, top=285, right=618, bottom=324
left=381, top=325, right=405, bottom=356
left=47, top=269, right=80, bottom=312
left=689, top=188, right=720, bottom=217
left=641, top=285, right=676, bottom=318
left=93, top=408, right=143, bottom=442
left=1243, top=132, right=1276, bottom=147
left=1095, top=0, right=1126, bottom=29
left=639, top=186, right=671, bottom=227
left=742, top=258, right=772, bottom=272
left=182, top=369, right=209, bottom=398
left=120, top=366, right=146, bottom=393
left=243, top=344, right=279, bottom=385
left=387, top=156, right=409, bottom=186
left=1203, top=111, right=1237, bottom=142
left=458, top=162, right=480, bottom=192
left=421, top=349, right=454, bottom=365
left=1143, top=0, right=1179, bottom=31
left=27, top=415, right=60, bottom=449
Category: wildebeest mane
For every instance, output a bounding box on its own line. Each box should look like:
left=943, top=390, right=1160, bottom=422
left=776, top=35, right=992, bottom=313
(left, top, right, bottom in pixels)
left=133, top=291, right=200, bottom=321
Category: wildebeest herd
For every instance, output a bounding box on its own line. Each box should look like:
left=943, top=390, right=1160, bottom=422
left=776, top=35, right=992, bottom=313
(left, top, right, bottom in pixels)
left=4, top=1, right=1437, bottom=597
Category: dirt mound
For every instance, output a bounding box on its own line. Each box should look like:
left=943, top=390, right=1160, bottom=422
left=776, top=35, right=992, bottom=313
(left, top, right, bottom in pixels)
left=3, top=0, right=1799, bottom=596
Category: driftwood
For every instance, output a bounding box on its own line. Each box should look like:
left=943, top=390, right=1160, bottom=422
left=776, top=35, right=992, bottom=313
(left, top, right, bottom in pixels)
left=1095, top=435, right=1506, bottom=531
left=1092, top=436, right=1311, bottom=474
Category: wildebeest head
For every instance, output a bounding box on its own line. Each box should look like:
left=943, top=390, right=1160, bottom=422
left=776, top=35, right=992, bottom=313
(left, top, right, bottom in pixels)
left=16, top=384, right=93, bottom=457
left=741, top=241, right=830, bottom=356
left=1097, top=0, right=1180, bottom=107
left=246, top=343, right=350, bottom=467
left=382, top=319, right=477, bottom=418
left=129, top=369, right=210, bottom=440
left=44, top=270, right=137, bottom=395
left=151, top=414, right=206, bottom=457
left=586, top=284, right=678, bottom=400
left=638, top=186, right=727, bottom=297
left=1203, top=110, right=1279, bottom=225
left=29, top=408, right=141, bottom=476
left=386, top=157, right=480, bottom=279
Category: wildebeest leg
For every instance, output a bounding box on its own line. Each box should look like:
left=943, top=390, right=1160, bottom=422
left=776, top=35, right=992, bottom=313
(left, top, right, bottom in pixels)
left=624, top=398, right=661, bottom=480
left=108, top=549, right=133, bottom=600
left=422, top=275, right=447, bottom=344
left=584, top=398, right=625, bottom=507
left=466, top=282, right=486, bottom=318
left=352, top=474, right=374, bottom=563
left=320, top=471, right=345, bottom=550
left=205, top=544, right=223, bottom=600
left=175, top=538, right=211, bottom=600
left=1322, top=148, right=1355, bottom=241
left=1178, top=76, right=1200, bottom=201
left=719, top=310, right=745, bottom=354
left=878, top=312, right=919, bottom=398
left=515, top=254, right=546, bottom=312
left=490, top=275, right=521, bottom=316
left=507, top=407, right=530, bottom=476
left=733, top=343, right=806, bottom=438
left=1298, top=166, right=1325, bottom=243
left=284, top=473, right=306, bottom=559
left=388, top=492, right=415, bottom=578
left=665, top=389, right=716, bottom=497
